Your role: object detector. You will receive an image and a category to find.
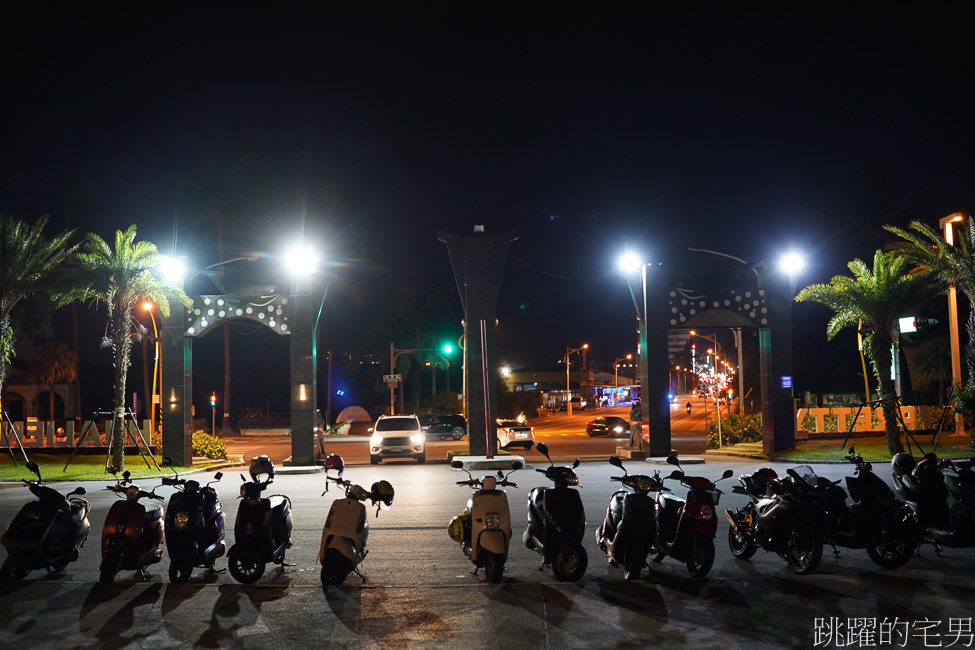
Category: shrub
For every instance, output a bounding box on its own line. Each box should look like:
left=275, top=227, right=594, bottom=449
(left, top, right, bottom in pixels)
left=192, top=430, right=227, bottom=459
left=707, top=413, right=762, bottom=449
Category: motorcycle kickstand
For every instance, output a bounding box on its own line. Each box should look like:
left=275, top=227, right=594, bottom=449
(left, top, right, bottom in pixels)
left=353, top=566, right=367, bottom=583
left=830, top=545, right=841, bottom=559
left=538, top=560, right=548, bottom=572
left=137, top=568, right=149, bottom=582
left=470, top=566, right=479, bottom=576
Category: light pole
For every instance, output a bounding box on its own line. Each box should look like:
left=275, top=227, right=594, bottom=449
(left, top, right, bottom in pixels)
left=614, top=354, right=632, bottom=403
left=210, top=392, right=217, bottom=436
left=564, top=344, right=589, bottom=416
left=690, top=330, right=723, bottom=448
left=941, top=212, right=966, bottom=437
left=142, top=302, right=160, bottom=440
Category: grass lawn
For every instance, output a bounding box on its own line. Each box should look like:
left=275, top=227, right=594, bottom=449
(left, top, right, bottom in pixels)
left=752, top=432, right=975, bottom=462
left=0, top=453, right=197, bottom=482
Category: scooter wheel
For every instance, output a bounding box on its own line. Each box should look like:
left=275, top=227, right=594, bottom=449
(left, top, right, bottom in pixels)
left=485, top=552, right=504, bottom=583
left=228, top=546, right=265, bottom=584
left=99, top=552, right=121, bottom=584
left=686, top=535, right=715, bottom=578
left=1, top=556, right=28, bottom=580
left=169, top=559, right=193, bottom=584
left=552, top=544, right=588, bottom=582
left=727, top=522, right=757, bottom=560
left=321, top=549, right=352, bottom=586
left=866, top=530, right=915, bottom=569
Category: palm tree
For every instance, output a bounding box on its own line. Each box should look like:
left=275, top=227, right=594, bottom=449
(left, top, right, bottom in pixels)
left=886, top=220, right=975, bottom=447
left=29, top=341, right=77, bottom=420
left=76, top=226, right=187, bottom=471
left=0, top=214, right=77, bottom=411
left=796, top=250, right=930, bottom=455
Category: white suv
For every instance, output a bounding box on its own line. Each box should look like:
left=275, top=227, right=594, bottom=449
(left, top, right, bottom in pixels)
left=369, top=415, right=426, bottom=464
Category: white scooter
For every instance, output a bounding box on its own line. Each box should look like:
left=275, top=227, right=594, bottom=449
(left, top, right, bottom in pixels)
left=448, top=459, right=523, bottom=583
left=318, top=465, right=394, bottom=586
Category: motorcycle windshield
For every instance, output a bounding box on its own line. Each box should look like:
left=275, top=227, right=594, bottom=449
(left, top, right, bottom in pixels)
left=793, top=465, right=819, bottom=487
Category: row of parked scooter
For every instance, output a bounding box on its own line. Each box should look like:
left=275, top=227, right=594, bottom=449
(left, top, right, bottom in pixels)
left=0, top=454, right=394, bottom=586
left=448, top=443, right=975, bottom=582
left=2, top=444, right=973, bottom=586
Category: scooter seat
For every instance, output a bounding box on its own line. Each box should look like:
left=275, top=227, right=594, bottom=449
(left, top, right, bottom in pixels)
left=269, top=495, right=290, bottom=518
left=59, top=499, right=90, bottom=524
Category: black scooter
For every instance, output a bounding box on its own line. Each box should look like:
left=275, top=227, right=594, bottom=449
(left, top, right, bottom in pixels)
left=0, top=461, right=90, bottom=579
left=227, top=455, right=293, bottom=584
left=100, top=469, right=166, bottom=582
left=163, top=461, right=226, bottom=583
left=595, top=456, right=665, bottom=580
left=523, top=442, right=587, bottom=581
left=726, top=465, right=825, bottom=574
left=892, top=452, right=975, bottom=552
left=817, top=447, right=920, bottom=568
left=651, top=456, right=732, bottom=578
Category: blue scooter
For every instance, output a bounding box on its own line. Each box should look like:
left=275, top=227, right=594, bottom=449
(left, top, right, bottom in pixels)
left=163, top=460, right=226, bottom=583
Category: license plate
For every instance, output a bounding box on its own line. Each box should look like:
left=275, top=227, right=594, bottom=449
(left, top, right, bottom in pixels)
left=516, top=433, right=527, bottom=438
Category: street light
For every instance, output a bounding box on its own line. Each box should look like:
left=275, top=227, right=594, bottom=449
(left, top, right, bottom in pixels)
left=564, top=344, right=588, bottom=416
left=142, top=302, right=160, bottom=439
left=614, top=354, right=632, bottom=404
left=941, top=212, right=966, bottom=436
left=690, top=330, right=723, bottom=448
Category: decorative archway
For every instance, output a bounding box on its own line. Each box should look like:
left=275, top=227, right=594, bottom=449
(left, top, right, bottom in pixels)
left=160, top=278, right=327, bottom=465
left=645, top=268, right=795, bottom=455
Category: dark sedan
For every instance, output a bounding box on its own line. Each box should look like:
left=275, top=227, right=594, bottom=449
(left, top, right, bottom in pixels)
left=586, top=415, right=630, bottom=437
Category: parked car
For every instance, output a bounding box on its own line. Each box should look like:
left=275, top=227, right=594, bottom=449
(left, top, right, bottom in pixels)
left=558, top=397, right=587, bottom=411
left=497, top=418, right=534, bottom=450
left=585, top=415, right=629, bottom=437
left=421, top=414, right=467, bottom=440
left=369, top=415, right=425, bottom=464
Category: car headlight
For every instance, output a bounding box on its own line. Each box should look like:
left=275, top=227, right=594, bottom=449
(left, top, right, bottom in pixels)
left=370, top=433, right=382, bottom=446
left=410, top=433, right=424, bottom=445
left=174, top=511, right=190, bottom=529
left=613, top=426, right=624, bottom=433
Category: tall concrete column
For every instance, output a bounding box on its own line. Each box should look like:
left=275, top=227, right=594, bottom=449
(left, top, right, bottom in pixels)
left=161, top=306, right=193, bottom=465
left=762, top=274, right=797, bottom=453
left=644, top=265, right=672, bottom=457
left=290, top=277, right=326, bottom=465
left=439, top=229, right=517, bottom=456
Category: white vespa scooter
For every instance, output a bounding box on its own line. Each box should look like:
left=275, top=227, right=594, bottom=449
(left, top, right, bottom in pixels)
left=318, top=464, right=394, bottom=586
left=448, top=459, right=523, bottom=583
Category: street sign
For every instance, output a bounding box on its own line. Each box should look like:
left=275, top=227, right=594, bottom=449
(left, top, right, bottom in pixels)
left=383, top=374, right=402, bottom=382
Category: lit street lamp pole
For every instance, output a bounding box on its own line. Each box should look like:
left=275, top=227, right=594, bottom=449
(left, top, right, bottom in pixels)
left=690, top=330, right=722, bottom=448
left=614, top=354, right=632, bottom=403
left=941, top=212, right=966, bottom=437
left=143, top=302, right=160, bottom=439
left=564, top=344, right=589, bottom=416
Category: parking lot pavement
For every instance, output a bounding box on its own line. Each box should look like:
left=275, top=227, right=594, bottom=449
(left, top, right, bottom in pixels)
left=1, top=459, right=973, bottom=648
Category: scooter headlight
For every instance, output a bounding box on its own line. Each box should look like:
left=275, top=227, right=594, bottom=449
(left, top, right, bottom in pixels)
left=126, top=486, right=140, bottom=499
left=698, top=504, right=715, bottom=521
left=484, top=513, right=501, bottom=529
left=173, top=511, right=191, bottom=529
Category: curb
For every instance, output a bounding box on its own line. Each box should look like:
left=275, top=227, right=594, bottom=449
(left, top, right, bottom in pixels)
left=0, top=458, right=247, bottom=488
left=646, top=456, right=706, bottom=465
left=449, top=455, right=527, bottom=471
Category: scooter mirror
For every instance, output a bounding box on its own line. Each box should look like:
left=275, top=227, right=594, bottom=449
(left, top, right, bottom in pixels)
left=69, top=487, right=86, bottom=496
left=107, top=465, right=118, bottom=476
left=214, top=472, right=224, bottom=481
left=721, top=469, right=734, bottom=480
left=450, top=460, right=464, bottom=469
left=847, top=447, right=856, bottom=456
left=608, top=456, right=623, bottom=468
left=162, top=456, right=174, bottom=467
left=123, top=470, right=131, bottom=481
left=666, top=455, right=680, bottom=466
left=536, top=442, right=550, bottom=459
left=667, top=469, right=684, bottom=480
left=511, top=460, right=524, bottom=470
left=572, top=459, right=580, bottom=469
left=25, top=461, right=40, bottom=480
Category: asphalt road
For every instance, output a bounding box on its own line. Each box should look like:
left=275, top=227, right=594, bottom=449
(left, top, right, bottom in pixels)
left=224, top=400, right=712, bottom=466
left=1, top=458, right=973, bottom=648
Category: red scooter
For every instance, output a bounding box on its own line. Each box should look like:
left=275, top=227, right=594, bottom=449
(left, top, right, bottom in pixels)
left=99, top=470, right=166, bottom=582
left=650, top=455, right=732, bottom=577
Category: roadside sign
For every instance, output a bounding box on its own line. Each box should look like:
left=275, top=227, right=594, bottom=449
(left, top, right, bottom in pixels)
left=383, top=374, right=402, bottom=382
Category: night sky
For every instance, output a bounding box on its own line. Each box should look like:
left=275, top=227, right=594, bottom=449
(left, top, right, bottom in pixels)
left=3, top=6, right=974, bottom=416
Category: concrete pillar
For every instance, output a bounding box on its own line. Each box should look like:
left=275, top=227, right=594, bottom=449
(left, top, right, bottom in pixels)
left=290, top=277, right=326, bottom=466
left=161, top=306, right=193, bottom=465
